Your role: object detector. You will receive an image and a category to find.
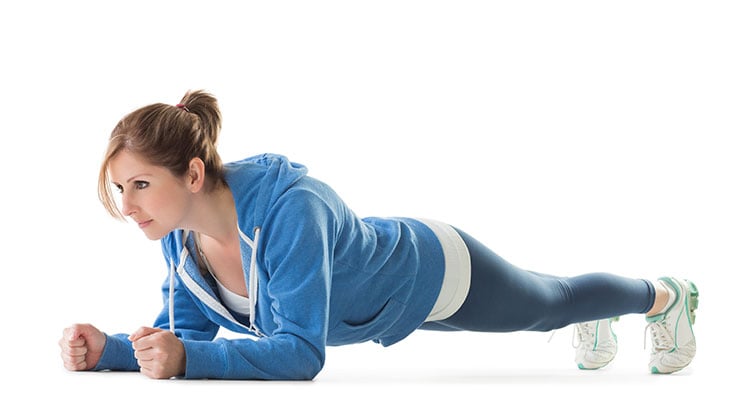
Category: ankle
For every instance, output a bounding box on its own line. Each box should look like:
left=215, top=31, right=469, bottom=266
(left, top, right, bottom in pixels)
left=647, top=279, right=675, bottom=317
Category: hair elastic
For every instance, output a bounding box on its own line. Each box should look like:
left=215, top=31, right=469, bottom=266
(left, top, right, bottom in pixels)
left=176, top=103, right=190, bottom=113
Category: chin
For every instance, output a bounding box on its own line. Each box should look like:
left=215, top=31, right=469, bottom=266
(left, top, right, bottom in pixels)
left=142, top=228, right=170, bottom=241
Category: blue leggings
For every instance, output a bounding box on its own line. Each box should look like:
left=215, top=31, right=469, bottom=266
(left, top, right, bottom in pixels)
left=421, top=228, right=656, bottom=332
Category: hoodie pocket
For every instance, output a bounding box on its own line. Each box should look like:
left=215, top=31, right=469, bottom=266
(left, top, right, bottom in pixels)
left=328, top=298, right=406, bottom=346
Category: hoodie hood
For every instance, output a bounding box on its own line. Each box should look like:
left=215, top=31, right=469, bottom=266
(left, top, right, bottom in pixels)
left=226, top=154, right=308, bottom=336
left=224, top=153, right=308, bottom=229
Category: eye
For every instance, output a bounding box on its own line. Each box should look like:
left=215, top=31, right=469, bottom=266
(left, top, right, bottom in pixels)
left=134, top=181, right=150, bottom=190
left=114, top=184, right=123, bottom=194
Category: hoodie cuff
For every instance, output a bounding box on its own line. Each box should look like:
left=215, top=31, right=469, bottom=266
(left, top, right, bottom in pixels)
left=93, top=333, right=139, bottom=371
left=182, top=339, right=227, bottom=379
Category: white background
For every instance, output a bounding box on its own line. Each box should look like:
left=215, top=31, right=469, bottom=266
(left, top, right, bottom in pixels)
left=1, top=1, right=737, bottom=402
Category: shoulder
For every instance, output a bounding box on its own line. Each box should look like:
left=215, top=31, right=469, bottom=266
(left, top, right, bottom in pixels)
left=270, top=185, right=337, bottom=220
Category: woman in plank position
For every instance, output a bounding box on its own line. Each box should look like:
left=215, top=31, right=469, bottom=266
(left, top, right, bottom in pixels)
left=59, top=90, right=699, bottom=380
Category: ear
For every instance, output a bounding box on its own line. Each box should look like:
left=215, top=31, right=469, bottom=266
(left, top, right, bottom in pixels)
left=186, top=157, right=206, bottom=193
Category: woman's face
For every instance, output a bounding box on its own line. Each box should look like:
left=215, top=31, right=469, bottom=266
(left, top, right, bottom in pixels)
left=108, top=150, right=194, bottom=240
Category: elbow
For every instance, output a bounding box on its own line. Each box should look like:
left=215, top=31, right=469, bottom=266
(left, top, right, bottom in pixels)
left=287, top=341, right=324, bottom=381
left=305, top=357, right=324, bottom=380
left=293, top=349, right=324, bottom=380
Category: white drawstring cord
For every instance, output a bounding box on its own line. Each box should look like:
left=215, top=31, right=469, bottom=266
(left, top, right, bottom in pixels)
left=168, top=230, right=192, bottom=334
left=248, top=227, right=262, bottom=336
left=169, top=259, right=175, bottom=333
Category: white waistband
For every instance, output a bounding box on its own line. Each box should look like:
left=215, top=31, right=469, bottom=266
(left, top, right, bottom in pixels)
left=416, top=218, right=472, bottom=322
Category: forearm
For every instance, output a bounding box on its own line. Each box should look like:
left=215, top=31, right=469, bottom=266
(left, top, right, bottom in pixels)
left=182, top=334, right=324, bottom=380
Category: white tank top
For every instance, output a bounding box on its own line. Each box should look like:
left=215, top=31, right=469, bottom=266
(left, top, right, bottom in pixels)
left=195, top=234, right=251, bottom=316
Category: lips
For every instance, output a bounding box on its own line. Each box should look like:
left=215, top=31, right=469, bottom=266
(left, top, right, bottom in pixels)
left=137, top=219, right=153, bottom=228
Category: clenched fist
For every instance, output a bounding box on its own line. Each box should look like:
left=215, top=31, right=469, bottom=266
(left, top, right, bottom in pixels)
left=130, top=326, right=186, bottom=379
left=59, top=323, right=106, bottom=371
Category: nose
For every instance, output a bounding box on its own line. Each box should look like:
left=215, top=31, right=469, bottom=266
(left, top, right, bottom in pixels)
left=121, top=192, right=137, bottom=217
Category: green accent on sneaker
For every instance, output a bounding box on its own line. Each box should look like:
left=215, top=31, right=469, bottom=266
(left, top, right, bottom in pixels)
left=578, top=362, right=605, bottom=371
left=646, top=277, right=696, bottom=324
left=687, top=280, right=699, bottom=325
left=609, top=318, right=618, bottom=344
left=646, top=312, right=662, bottom=323
left=650, top=365, right=677, bottom=374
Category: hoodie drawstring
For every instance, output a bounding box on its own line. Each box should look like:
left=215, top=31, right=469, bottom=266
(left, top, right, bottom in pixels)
left=169, top=229, right=264, bottom=337
left=169, top=231, right=193, bottom=334
left=245, top=227, right=262, bottom=336
left=169, top=259, right=175, bottom=333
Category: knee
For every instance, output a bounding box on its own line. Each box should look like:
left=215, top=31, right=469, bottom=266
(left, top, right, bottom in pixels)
left=524, top=280, right=574, bottom=331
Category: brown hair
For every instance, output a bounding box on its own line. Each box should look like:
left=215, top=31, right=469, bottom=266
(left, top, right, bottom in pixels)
left=98, top=90, right=225, bottom=219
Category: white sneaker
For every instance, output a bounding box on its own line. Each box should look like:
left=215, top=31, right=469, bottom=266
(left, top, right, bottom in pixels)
left=646, top=277, right=699, bottom=374
left=574, top=318, right=618, bottom=370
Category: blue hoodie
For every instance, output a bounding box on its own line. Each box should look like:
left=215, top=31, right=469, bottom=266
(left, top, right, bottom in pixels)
left=94, top=153, right=445, bottom=380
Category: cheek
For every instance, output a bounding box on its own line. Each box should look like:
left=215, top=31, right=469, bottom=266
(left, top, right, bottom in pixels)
left=152, top=187, right=190, bottom=219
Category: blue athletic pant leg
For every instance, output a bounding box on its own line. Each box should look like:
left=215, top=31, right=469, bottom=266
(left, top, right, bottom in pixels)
left=422, top=228, right=655, bottom=332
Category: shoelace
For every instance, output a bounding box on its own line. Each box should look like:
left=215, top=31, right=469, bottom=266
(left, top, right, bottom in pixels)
left=547, top=322, right=594, bottom=345
left=572, top=322, right=595, bottom=348
left=644, top=320, right=674, bottom=351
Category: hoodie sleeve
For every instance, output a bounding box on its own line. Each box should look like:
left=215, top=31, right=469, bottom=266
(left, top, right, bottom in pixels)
left=93, top=254, right=221, bottom=372
left=181, top=189, right=335, bottom=380
left=92, top=333, right=138, bottom=371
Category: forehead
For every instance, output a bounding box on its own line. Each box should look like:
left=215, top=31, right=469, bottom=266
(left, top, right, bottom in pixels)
left=108, top=150, right=169, bottom=183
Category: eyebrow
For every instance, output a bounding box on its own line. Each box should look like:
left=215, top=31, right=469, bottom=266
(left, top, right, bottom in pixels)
left=124, top=173, right=152, bottom=184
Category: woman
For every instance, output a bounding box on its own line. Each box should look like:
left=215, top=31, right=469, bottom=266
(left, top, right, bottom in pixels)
left=59, top=90, right=699, bottom=380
